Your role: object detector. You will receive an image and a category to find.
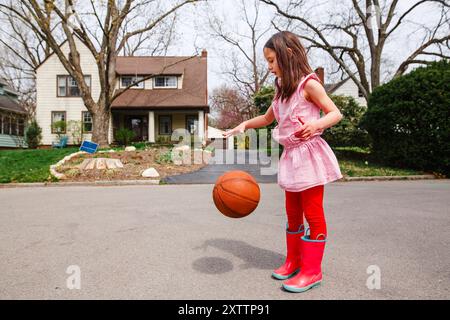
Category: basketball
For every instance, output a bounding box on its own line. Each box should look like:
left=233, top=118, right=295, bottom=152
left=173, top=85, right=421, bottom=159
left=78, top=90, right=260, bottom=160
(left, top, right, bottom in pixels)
left=212, top=170, right=261, bottom=218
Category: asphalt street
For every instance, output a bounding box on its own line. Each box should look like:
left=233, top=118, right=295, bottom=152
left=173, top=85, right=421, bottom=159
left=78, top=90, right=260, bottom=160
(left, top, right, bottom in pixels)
left=0, top=180, right=449, bottom=299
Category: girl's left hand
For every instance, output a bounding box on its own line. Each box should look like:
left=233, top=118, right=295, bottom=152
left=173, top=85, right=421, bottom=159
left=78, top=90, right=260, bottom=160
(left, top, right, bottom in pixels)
left=294, top=117, right=320, bottom=140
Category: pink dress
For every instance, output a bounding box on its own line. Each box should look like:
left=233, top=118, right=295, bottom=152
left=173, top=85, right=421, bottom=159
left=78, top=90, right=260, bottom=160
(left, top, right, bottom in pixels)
left=272, top=72, right=343, bottom=192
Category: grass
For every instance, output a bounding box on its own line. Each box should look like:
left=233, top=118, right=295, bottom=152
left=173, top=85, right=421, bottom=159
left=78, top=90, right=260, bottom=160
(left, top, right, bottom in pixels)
left=0, top=145, right=427, bottom=184
left=333, top=146, right=425, bottom=177
left=0, top=147, right=80, bottom=183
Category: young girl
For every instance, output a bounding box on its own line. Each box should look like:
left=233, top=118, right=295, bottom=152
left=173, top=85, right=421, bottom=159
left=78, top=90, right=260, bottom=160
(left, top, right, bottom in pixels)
left=223, top=31, right=343, bottom=293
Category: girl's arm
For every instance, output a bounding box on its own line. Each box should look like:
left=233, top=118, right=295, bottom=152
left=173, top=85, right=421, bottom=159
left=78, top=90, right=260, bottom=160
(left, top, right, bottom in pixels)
left=295, top=80, right=343, bottom=140
left=222, top=105, right=275, bottom=138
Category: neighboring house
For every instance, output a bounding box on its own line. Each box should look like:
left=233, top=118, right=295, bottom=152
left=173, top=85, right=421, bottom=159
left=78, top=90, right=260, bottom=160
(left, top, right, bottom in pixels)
left=0, top=79, right=28, bottom=149
left=316, top=67, right=367, bottom=107
left=325, top=78, right=367, bottom=107
left=35, top=36, right=209, bottom=147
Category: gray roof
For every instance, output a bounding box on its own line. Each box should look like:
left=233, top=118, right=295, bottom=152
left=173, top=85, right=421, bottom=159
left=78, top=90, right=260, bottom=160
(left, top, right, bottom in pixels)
left=325, top=77, right=351, bottom=94
left=0, top=79, right=19, bottom=97
left=0, top=95, right=27, bottom=114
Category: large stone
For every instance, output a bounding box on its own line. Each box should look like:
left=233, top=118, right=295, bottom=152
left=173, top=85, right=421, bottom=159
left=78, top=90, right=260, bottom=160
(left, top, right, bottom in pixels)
left=78, top=159, right=89, bottom=170
left=96, top=158, right=106, bottom=170
left=114, top=159, right=124, bottom=168
left=85, top=159, right=96, bottom=170
left=142, top=167, right=160, bottom=178
left=79, top=158, right=124, bottom=170
left=125, top=146, right=136, bottom=152
left=106, top=158, right=117, bottom=169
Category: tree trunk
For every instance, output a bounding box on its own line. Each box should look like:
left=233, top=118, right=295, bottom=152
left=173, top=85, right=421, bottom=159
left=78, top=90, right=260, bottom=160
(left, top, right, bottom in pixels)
left=90, top=102, right=110, bottom=148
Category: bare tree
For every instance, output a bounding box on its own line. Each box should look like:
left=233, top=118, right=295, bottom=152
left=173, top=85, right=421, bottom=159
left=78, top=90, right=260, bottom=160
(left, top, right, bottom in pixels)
left=0, top=0, right=58, bottom=118
left=210, top=85, right=254, bottom=129
left=260, top=0, right=450, bottom=102
left=0, top=0, right=203, bottom=147
left=204, top=0, right=274, bottom=103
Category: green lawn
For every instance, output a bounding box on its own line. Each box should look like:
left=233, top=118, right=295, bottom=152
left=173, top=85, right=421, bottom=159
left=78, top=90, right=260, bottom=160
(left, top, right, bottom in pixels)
left=0, top=147, right=79, bottom=183
left=333, top=147, right=425, bottom=177
left=0, top=145, right=427, bottom=184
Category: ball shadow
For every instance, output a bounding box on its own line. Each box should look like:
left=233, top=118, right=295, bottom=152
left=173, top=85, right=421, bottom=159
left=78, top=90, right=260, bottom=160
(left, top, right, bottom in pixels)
left=192, top=238, right=284, bottom=274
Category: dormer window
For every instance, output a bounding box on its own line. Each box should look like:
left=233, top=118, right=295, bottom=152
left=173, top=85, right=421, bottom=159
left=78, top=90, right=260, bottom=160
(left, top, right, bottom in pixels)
left=121, top=76, right=144, bottom=89
left=154, top=76, right=177, bottom=88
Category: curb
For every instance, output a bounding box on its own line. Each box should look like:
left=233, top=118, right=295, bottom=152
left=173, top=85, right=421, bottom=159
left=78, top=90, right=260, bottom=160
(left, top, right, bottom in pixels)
left=0, top=175, right=440, bottom=188
left=0, top=179, right=160, bottom=188
left=339, top=174, right=437, bottom=181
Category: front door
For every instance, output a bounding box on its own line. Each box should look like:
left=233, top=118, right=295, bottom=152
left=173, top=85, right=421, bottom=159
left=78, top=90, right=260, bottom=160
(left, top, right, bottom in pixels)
left=126, top=115, right=148, bottom=142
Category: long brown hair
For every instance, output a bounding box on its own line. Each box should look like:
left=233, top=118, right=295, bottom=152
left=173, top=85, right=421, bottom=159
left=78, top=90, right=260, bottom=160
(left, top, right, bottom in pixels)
left=264, top=31, right=315, bottom=102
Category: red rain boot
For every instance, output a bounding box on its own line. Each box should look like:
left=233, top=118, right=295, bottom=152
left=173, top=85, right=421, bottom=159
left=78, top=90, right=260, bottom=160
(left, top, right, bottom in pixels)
left=282, top=230, right=326, bottom=292
left=272, top=224, right=304, bottom=280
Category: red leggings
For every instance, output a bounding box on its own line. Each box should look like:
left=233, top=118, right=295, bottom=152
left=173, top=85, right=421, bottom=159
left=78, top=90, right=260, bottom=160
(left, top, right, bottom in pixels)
left=285, top=185, right=327, bottom=240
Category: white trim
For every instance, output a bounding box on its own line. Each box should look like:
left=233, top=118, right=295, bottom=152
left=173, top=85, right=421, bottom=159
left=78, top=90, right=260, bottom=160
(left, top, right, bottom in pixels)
left=153, top=76, right=178, bottom=89
left=120, top=75, right=145, bottom=89
left=198, top=110, right=204, bottom=142
left=148, top=111, right=155, bottom=143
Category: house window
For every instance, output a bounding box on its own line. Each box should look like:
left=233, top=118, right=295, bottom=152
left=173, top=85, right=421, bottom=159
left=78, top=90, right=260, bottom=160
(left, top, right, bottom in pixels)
left=18, top=118, right=24, bottom=136
left=51, top=111, right=66, bottom=134
left=154, top=76, right=177, bottom=88
left=10, top=117, right=17, bottom=136
left=0, top=115, right=3, bottom=134
left=186, top=115, right=198, bottom=134
left=82, top=111, right=93, bottom=133
left=121, top=76, right=144, bottom=89
left=159, top=115, right=172, bottom=135
left=2, top=115, right=11, bottom=135
left=57, top=75, right=91, bottom=97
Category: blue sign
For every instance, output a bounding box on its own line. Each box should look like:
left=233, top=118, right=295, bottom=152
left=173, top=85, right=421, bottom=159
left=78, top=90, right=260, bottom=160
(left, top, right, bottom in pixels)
left=79, top=140, right=98, bottom=154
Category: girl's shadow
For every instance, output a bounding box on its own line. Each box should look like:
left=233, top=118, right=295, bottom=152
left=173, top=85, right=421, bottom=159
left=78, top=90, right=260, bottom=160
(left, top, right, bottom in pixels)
left=192, top=238, right=284, bottom=275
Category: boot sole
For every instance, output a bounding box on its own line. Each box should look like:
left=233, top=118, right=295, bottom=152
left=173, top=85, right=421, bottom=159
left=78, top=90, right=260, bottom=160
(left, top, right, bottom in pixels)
left=282, top=280, right=321, bottom=293
left=271, top=269, right=299, bottom=280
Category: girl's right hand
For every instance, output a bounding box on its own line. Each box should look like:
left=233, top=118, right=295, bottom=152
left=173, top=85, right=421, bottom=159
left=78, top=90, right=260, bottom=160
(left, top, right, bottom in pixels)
left=222, top=122, right=246, bottom=138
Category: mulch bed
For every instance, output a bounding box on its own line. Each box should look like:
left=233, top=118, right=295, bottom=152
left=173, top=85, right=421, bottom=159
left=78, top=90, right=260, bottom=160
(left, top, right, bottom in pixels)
left=56, top=147, right=207, bottom=182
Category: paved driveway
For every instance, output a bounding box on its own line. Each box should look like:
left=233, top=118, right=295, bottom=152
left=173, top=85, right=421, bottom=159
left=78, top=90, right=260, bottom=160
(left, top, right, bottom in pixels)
left=163, top=150, right=278, bottom=184
left=0, top=180, right=449, bottom=299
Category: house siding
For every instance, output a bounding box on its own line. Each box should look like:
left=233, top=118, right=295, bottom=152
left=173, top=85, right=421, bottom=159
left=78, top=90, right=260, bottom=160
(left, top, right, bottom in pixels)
left=0, top=133, right=27, bottom=148
left=36, top=37, right=113, bottom=145
left=332, top=79, right=367, bottom=107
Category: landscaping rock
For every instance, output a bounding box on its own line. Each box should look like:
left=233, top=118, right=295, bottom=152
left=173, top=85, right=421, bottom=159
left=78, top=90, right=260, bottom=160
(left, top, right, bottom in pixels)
left=97, top=158, right=106, bottom=170
left=79, top=158, right=124, bottom=170
left=125, top=146, right=136, bottom=152
left=85, top=159, right=96, bottom=170
left=142, top=167, right=160, bottom=178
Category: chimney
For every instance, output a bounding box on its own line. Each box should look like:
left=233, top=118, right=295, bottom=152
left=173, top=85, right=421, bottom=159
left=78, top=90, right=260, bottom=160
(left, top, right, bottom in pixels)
left=314, top=67, right=325, bottom=84
left=201, top=49, right=207, bottom=58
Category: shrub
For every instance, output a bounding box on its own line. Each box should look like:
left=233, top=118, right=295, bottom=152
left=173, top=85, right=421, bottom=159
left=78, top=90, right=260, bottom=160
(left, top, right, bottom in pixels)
left=115, top=128, right=135, bottom=146
left=321, top=95, right=371, bottom=148
left=360, top=60, right=450, bottom=176
left=67, top=120, right=82, bottom=145
left=25, top=119, right=42, bottom=149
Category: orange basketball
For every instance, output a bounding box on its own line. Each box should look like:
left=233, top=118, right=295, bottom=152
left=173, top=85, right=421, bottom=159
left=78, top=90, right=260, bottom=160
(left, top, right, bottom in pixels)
left=212, top=170, right=260, bottom=218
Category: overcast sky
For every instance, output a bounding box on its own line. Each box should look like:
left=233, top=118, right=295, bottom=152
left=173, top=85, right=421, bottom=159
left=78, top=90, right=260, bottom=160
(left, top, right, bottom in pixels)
left=164, top=0, right=447, bottom=91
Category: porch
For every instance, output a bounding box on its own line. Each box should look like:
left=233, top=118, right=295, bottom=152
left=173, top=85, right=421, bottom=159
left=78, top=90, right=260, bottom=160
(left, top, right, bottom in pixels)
left=111, top=109, right=207, bottom=145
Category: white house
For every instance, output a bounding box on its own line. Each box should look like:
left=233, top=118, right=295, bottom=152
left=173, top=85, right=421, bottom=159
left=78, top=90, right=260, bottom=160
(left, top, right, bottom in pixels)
left=324, top=75, right=367, bottom=107
left=35, top=36, right=209, bottom=147
left=0, top=79, right=27, bottom=149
